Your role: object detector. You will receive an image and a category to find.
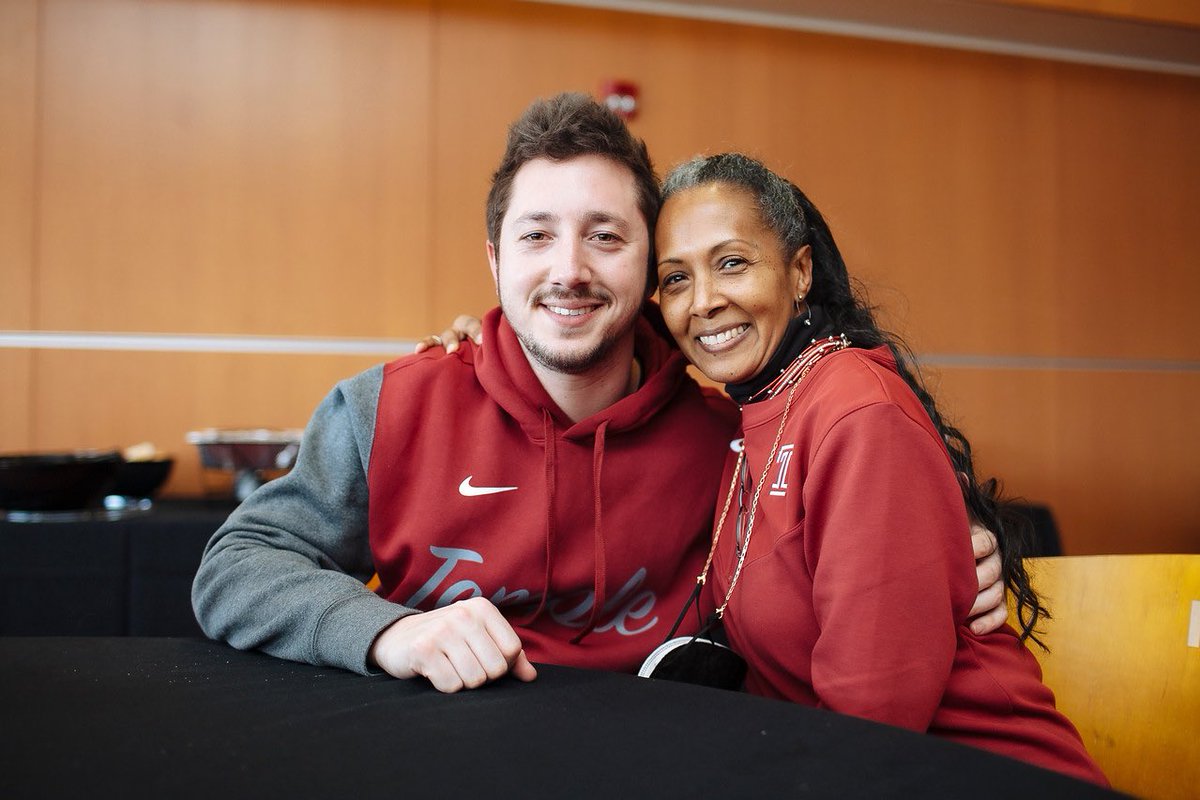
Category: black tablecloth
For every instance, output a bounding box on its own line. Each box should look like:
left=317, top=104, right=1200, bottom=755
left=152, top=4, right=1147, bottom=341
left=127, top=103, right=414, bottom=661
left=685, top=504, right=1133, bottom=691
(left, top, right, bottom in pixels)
left=0, top=637, right=1117, bottom=799
left=0, top=500, right=235, bottom=636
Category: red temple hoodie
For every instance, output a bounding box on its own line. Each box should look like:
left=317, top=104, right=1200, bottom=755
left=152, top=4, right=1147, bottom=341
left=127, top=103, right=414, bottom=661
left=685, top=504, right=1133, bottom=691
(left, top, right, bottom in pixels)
left=367, top=307, right=738, bottom=672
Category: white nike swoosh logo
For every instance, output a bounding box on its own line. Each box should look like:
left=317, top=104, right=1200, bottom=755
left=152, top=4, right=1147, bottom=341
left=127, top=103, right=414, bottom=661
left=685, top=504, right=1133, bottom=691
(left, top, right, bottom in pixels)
left=458, top=476, right=519, bottom=497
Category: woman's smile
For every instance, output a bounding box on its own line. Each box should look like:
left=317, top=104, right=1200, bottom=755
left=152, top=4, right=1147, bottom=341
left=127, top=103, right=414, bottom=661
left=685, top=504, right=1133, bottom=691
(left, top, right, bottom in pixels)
left=695, top=323, right=751, bottom=351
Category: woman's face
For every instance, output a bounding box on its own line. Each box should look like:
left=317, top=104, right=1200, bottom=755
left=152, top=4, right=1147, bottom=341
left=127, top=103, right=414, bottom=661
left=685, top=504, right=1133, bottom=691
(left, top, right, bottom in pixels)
left=656, top=183, right=811, bottom=385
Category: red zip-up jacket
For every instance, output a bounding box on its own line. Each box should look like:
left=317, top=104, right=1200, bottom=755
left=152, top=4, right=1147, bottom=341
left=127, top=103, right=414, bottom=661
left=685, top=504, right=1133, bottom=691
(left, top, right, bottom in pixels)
left=368, top=308, right=738, bottom=673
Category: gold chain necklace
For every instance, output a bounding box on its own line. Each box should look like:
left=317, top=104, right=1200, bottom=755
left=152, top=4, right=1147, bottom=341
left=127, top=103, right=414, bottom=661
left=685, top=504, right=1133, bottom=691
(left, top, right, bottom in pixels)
left=697, top=334, right=850, bottom=619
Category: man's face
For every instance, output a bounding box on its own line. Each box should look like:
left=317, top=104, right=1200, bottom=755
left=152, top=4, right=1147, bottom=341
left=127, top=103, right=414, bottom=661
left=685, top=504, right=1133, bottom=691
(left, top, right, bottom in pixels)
left=488, top=155, right=650, bottom=376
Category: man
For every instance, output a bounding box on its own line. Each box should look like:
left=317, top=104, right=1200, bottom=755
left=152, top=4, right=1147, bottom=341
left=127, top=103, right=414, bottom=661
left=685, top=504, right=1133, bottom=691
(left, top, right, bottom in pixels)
left=193, top=93, right=1005, bottom=693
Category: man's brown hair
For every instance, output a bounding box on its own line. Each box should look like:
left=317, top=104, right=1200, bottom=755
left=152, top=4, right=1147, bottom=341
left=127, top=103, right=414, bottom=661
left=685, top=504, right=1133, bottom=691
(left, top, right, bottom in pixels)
left=485, top=92, right=660, bottom=289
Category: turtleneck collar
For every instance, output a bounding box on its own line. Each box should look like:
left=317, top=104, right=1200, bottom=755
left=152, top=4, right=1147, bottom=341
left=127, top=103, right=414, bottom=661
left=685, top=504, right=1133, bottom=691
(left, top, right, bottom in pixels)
left=726, top=304, right=837, bottom=405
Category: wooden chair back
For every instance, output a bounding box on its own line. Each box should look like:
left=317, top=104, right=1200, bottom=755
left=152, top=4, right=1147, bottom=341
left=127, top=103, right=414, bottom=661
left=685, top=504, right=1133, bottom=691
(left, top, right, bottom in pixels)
left=1011, top=554, right=1200, bottom=799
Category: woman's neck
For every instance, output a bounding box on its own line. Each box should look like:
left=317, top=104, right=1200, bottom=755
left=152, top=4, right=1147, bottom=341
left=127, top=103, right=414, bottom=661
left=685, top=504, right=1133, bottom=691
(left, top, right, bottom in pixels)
left=726, top=304, right=836, bottom=405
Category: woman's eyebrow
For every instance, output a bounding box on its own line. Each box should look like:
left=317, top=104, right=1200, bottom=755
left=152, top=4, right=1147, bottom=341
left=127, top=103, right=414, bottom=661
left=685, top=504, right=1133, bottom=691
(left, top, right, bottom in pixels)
left=658, top=238, right=756, bottom=266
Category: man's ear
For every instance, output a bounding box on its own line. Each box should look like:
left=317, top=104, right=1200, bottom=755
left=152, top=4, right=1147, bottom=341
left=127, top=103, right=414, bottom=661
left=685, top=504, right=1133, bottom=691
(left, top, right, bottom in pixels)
left=487, top=241, right=499, bottom=294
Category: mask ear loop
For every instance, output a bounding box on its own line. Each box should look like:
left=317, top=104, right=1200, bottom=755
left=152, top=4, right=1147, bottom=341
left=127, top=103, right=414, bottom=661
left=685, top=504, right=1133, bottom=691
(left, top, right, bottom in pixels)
left=659, top=580, right=724, bottom=651
left=662, top=580, right=703, bottom=642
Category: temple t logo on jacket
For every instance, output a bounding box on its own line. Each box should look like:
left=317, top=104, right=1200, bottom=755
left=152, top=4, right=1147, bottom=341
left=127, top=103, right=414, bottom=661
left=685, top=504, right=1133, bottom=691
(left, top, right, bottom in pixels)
left=405, top=545, right=659, bottom=636
left=769, top=443, right=795, bottom=497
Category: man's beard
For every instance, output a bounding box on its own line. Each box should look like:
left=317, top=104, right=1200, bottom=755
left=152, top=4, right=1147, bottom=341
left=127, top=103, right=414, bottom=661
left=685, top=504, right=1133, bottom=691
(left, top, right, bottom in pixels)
left=501, top=286, right=632, bottom=375
left=514, top=325, right=622, bottom=375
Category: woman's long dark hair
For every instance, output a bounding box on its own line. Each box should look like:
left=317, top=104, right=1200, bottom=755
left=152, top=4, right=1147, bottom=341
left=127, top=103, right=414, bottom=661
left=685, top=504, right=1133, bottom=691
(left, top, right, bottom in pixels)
left=662, top=154, right=1046, bottom=644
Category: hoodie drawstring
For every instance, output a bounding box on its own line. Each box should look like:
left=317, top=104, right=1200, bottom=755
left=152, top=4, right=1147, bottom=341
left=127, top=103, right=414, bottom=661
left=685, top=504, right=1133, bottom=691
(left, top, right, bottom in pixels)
left=571, top=419, right=609, bottom=643
left=514, top=410, right=557, bottom=627
left=516, top=412, right=610, bottom=643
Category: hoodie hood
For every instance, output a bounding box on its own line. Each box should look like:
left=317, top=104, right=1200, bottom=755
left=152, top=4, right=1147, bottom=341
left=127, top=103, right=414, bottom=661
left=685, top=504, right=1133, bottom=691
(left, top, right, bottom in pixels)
left=473, top=306, right=691, bottom=442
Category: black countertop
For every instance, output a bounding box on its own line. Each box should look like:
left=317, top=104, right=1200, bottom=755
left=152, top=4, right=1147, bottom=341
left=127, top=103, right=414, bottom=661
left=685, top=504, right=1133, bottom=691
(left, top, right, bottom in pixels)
left=0, top=499, right=236, bottom=636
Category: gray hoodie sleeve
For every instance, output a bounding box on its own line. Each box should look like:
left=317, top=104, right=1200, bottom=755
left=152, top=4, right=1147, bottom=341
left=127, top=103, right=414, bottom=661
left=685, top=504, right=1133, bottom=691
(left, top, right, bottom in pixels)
left=191, top=365, right=415, bottom=675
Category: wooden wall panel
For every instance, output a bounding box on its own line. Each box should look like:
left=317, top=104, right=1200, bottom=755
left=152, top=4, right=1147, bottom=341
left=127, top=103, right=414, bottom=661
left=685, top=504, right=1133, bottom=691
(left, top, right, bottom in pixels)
left=35, top=0, right=434, bottom=338
left=30, top=348, right=386, bottom=497
left=1050, top=70, right=1200, bottom=360
left=0, top=0, right=38, bottom=454
left=929, top=366, right=1200, bottom=555
left=985, top=0, right=1200, bottom=27
left=0, top=351, right=34, bottom=454
left=0, top=0, right=37, bottom=331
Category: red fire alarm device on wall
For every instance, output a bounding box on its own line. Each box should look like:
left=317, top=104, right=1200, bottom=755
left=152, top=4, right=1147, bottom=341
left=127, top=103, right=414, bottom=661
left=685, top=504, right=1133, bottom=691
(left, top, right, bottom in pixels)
left=601, top=80, right=639, bottom=120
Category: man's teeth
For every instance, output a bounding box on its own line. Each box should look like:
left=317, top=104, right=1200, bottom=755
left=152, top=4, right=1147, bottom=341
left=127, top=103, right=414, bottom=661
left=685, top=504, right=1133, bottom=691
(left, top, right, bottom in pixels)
left=548, top=305, right=590, bottom=317
left=699, top=325, right=748, bottom=347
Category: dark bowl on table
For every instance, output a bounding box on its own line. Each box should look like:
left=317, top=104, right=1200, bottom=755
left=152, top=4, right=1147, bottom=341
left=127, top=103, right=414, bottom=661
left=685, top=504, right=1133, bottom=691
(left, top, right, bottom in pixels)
left=110, top=458, right=174, bottom=499
left=0, top=451, right=123, bottom=512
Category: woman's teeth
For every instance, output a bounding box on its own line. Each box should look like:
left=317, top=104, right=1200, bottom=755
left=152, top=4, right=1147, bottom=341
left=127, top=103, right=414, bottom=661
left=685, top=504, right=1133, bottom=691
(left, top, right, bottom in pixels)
left=699, top=324, right=748, bottom=347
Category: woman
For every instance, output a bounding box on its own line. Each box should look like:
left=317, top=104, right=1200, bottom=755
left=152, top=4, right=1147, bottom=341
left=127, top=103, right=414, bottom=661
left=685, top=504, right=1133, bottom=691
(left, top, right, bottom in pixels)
left=653, top=153, right=1104, bottom=784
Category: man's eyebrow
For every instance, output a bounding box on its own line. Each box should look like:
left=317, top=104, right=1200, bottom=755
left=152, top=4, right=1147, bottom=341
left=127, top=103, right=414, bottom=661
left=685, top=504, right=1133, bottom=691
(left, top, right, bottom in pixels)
left=511, top=211, right=557, bottom=226
left=512, top=210, right=635, bottom=230
left=583, top=211, right=632, bottom=227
